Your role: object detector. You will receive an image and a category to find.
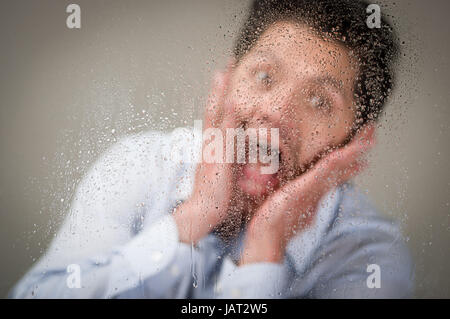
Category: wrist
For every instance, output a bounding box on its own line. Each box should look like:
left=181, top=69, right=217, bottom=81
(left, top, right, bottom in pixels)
left=240, top=225, right=286, bottom=265
left=173, top=200, right=206, bottom=244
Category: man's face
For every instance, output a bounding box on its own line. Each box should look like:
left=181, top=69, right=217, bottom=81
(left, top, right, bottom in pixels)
left=229, top=21, right=358, bottom=197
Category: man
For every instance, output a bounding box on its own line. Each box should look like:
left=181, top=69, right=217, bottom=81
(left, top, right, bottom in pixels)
left=11, top=0, right=413, bottom=298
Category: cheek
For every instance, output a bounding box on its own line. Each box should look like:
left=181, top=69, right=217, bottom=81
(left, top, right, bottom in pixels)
left=326, top=108, right=356, bottom=146
left=294, top=118, right=352, bottom=167
left=296, top=130, right=328, bottom=166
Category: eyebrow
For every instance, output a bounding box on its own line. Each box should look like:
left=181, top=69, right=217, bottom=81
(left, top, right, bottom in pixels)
left=306, top=76, right=345, bottom=95
left=254, top=50, right=282, bottom=68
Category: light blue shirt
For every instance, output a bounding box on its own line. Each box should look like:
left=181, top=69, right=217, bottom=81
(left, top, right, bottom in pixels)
left=10, top=127, right=414, bottom=298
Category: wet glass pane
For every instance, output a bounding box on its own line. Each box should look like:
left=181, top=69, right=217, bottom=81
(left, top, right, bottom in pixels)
left=0, top=0, right=449, bottom=300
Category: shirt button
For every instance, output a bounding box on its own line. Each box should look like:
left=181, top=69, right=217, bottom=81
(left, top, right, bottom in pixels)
left=231, top=288, right=241, bottom=298
left=92, top=255, right=109, bottom=265
left=151, top=251, right=163, bottom=263
left=214, top=283, right=222, bottom=294
left=170, top=265, right=180, bottom=276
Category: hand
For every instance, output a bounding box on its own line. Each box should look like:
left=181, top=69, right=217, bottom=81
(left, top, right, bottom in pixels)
left=174, top=63, right=238, bottom=244
left=240, top=124, right=376, bottom=264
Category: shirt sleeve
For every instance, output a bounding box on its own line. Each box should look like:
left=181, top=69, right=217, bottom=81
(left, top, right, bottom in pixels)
left=10, top=213, right=206, bottom=298
left=9, top=129, right=204, bottom=298
left=214, top=257, right=292, bottom=299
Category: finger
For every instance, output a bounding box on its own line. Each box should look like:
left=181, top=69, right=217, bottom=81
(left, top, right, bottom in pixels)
left=352, top=123, right=376, bottom=152
left=329, top=123, right=376, bottom=167
left=204, top=62, right=234, bottom=129
left=295, top=123, right=374, bottom=196
left=215, top=60, right=235, bottom=125
left=204, top=71, right=225, bottom=129
left=329, top=154, right=369, bottom=186
left=319, top=125, right=374, bottom=186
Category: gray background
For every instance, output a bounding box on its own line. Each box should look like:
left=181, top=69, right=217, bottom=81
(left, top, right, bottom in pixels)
left=0, top=0, right=449, bottom=298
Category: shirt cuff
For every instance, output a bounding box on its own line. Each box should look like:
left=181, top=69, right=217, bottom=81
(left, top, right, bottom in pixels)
left=217, top=257, right=291, bottom=299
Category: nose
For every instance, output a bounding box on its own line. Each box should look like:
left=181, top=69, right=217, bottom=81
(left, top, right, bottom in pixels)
left=239, top=87, right=295, bottom=130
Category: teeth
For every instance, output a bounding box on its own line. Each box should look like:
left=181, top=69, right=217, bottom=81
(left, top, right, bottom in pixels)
left=256, top=142, right=281, bottom=160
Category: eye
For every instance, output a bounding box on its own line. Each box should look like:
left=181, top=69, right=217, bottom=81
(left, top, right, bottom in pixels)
left=256, top=70, right=272, bottom=87
left=308, top=94, right=331, bottom=111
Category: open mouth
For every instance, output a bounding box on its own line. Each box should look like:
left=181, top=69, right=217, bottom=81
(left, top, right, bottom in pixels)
left=237, top=138, right=283, bottom=196
left=262, top=142, right=282, bottom=165
left=234, top=122, right=297, bottom=196
left=243, top=139, right=282, bottom=168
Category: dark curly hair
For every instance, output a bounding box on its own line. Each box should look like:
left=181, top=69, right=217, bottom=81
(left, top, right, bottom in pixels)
left=233, top=0, right=399, bottom=129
